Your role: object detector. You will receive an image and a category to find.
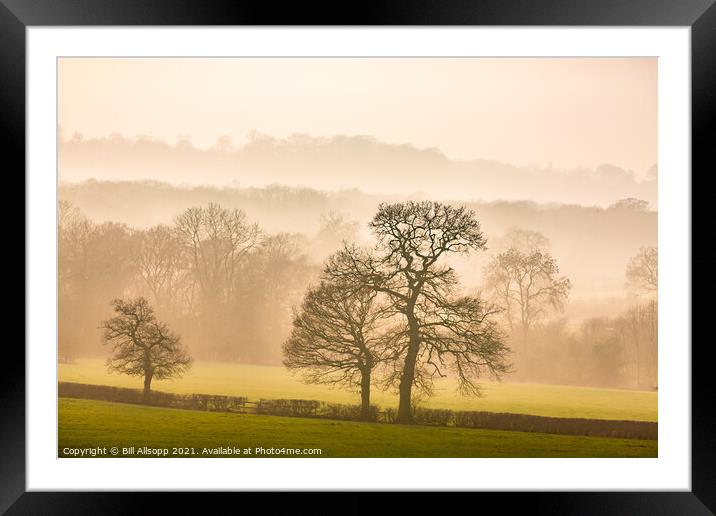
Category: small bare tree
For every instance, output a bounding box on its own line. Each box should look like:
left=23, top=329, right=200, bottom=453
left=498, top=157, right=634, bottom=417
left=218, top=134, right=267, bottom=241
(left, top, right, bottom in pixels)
left=283, top=277, right=385, bottom=421
left=101, top=297, right=192, bottom=398
left=626, top=246, right=658, bottom=293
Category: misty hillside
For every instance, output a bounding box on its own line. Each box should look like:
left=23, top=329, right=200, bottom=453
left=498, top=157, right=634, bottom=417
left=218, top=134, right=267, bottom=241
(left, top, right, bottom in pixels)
left=59, top=132, right=657, bottom=208
left=59, top=180, right=656, bottom=314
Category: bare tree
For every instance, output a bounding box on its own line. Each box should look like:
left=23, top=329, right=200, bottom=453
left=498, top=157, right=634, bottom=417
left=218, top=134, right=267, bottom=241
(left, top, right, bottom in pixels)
left=618, top=299, right=658, bottom=388
left=174, top=203, right=260, bottom=307
left=58, top=201, right=88, bottom=292
left=58, top=201, right=93, bottom=360
left=484, top=248, right=571, bottom=343
left=253, top=233, right=314, bottom=309
left=101, top=297, right=192, bottom=398
left=626, top=246, right=658, bottom=293
left=325, top=202, right=510, bottom=424
left=283, top=276, right=385, bottom=420
left=132, top=225, right=189, bottom=317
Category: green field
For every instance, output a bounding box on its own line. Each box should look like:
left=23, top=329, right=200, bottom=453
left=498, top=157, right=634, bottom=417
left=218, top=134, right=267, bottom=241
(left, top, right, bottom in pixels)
left=59, top=359, right=657, bottom=422
left=58, top=398, right=657, bottom=458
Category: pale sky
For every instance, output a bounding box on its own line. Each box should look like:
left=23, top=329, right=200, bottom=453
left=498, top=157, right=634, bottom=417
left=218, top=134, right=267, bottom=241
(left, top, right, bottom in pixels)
left=59, top=57, right=657, bottom=175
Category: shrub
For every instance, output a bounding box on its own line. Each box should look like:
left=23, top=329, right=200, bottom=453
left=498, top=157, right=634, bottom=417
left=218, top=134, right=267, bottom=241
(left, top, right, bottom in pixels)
left=453, top=410, right=657, bottom=440
left=413, top=407, right=453, bottom=426
left=321, top=403, right=379, bottom=422
left=381, top=408, right=397, bottom=424
left=57, top=382, right=248, bottom=413
left=58, top=382, right=657, bottom=440
left=255, top=399, right=321, bottom=417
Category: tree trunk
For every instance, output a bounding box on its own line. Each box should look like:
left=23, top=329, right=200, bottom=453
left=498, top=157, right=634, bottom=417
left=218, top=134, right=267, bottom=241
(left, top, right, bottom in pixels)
left=360, top=369, right=372, bottom=421
left=396, top=315, right=419, bottom=424
left=396, top=345, right=418, bottom=424
left=143, top=372, right=153, bottom=401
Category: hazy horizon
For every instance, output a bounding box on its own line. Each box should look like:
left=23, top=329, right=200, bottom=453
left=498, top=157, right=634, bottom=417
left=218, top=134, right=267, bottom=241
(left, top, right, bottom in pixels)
left=59, top=57, right=657, bottom=176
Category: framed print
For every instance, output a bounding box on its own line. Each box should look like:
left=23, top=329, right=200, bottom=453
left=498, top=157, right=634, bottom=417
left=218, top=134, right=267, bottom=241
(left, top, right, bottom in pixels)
left=4, top=0, right=713, bottom=512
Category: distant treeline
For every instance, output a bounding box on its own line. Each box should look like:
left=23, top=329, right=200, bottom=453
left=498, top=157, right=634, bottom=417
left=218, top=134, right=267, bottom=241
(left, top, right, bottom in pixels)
left=58, top=382, right=657, bottom=440
left=59, top=132, right=657, bottom=207
left=59, top=180, right=656, bottom=285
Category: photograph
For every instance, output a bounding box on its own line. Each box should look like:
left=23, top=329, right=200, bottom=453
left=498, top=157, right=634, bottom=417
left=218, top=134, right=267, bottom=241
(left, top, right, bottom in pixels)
left=56, top=56, right=659, bottom=459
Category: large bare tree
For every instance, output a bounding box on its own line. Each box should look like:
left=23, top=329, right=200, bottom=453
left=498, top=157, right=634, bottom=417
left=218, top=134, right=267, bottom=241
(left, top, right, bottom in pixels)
left=326, top=202, right=509, bottom=424
left=101, top=297, right=192, bottom=398
left=484, top=247, right=571, bottom=342
left=283, top=276, right=385, bottom=420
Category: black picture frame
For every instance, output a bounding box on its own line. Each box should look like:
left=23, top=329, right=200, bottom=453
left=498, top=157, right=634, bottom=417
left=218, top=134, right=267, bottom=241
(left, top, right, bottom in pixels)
left=3, top=0, right=711, bottom=513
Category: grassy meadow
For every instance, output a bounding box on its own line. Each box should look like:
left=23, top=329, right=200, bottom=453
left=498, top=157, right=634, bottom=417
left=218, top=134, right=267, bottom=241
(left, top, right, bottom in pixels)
left=58, top=398, right=657, bottom=458
left=59, top=359, right=657, bottom=422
